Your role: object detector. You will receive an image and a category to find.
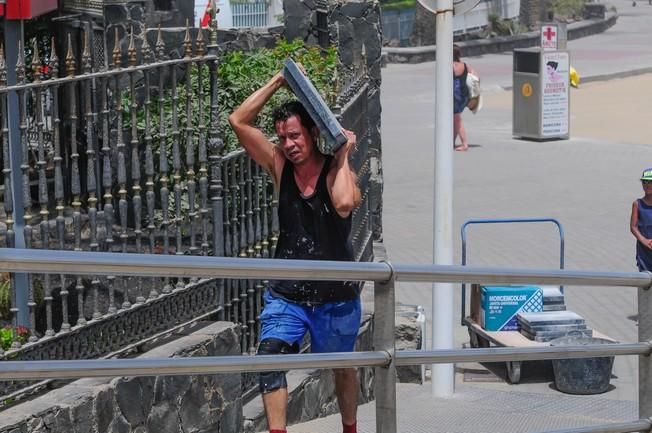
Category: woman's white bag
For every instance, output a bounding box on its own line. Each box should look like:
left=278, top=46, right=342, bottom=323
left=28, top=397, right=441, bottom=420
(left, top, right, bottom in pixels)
left=466, top=72, right=482, bottom=114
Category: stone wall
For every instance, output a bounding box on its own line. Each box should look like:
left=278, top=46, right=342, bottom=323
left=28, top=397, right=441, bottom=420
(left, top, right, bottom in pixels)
left=383, top=11, right=618, bottom=63
left=284, top=0, right=384, bottom=242
left=410, top=1, right=437, bottom=47
left=0, top=322, right=242, bottom=433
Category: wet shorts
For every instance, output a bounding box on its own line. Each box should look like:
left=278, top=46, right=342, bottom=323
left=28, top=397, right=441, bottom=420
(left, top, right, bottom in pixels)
left=259, top=291, right=362, bottom=353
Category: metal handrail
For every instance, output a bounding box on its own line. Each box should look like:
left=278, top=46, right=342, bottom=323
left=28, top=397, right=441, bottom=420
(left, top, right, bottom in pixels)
left=0, top=248, right=650, bottom=288
left=0, top=351, right=391, bottom=381
left=0, top=248, right=651, bottom=433
left=1, top=344, right=649, bottom=381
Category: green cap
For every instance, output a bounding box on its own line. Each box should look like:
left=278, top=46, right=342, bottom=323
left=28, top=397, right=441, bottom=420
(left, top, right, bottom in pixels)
left=642, top=168, right=652, bottom=181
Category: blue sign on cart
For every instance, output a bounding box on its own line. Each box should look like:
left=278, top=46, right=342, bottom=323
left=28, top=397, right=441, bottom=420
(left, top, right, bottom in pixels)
left=282, top=59, right=348, bottom=154
left=480, top=285, right=543, bottom=331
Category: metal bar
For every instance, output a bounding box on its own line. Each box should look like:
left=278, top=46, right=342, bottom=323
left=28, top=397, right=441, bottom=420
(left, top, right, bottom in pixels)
left=112, top=31, right=130, bottom=310
left=0, top=351, right=391, bottom=381
left=530, top=420, right=652, bottom=433
left=432, top=0, right=455, bottom=397
left=640, top=270, right=652, bottom=419
left=460, top=218, right=566, bottom=324
left=184, top=28, right=198, bottom=257
left=0, top=249, right=391, bottom=280
left=394, top=344, right=651, bottom=365
left=0, top=55, right=219, bottom=94
left=1, top=249, right=651, bottom=289
left=374, top=277, right=397, bottom=433
left=128, top=31, right=144, bottom=305
left=82, top=32, right=97, bottom=326
left=156, top=29, right=172, bottom=295
left=5, top=22, right=29, bottom=328
left=460, top=218, right=565, bottom=325
left=1, top=343, right=649, bottom=381
left=100, top=69, right=116, bottom=316
left=392, top=263, right=652, bottom=288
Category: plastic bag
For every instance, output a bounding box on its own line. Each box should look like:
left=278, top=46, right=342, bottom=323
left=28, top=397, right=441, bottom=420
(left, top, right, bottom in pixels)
left=466, top=72, right=482, bottom=113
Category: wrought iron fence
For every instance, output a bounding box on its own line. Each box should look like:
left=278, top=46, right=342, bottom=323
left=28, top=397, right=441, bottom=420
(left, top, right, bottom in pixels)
left=0, top=22, right=374, bottom=402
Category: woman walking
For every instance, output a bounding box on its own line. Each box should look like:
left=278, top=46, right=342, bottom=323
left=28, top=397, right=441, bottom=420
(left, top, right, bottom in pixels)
left=453, top=45, right=476, bottom=151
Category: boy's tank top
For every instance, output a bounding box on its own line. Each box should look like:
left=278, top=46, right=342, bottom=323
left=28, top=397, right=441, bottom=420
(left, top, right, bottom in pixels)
left=636, top=199, right=652, bottom=271
left=267, top=157, right=359, bottom=304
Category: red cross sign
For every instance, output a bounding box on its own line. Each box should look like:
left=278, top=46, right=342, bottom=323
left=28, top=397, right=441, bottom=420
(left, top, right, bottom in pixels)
left=541, top=25, right=558, bottom=50
left=543, top=27, right=556, bottom=40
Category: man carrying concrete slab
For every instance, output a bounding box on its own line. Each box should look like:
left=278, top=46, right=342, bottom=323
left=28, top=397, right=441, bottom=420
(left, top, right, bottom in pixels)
left=228, top=67, right=362, bottom=433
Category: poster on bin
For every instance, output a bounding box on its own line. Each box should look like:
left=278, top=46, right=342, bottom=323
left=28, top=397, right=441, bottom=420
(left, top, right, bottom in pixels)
left=540, top=51, right=569, bottom=137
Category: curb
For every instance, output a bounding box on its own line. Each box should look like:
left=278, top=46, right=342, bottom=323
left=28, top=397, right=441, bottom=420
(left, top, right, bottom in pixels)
left=500, top=66, right=652, bottom=91
left=382, top=12, right=618, bottom=64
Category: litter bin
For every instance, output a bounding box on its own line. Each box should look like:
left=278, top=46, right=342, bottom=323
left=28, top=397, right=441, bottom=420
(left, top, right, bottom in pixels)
left=549, top=335, right=616, bottom=394
left=513, top=48, right=570, bottom=140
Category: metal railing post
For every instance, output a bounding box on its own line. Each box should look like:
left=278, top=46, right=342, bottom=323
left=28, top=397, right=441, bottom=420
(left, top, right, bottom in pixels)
left=374, top=265, right=397, bottom=433
left=4, top=20, right=29, bottom=328
left=639, top=276, right=652, bottom=419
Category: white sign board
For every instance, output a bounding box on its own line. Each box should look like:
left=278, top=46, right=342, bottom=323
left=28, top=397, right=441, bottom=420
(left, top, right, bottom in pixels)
left=540, top=25, right=558, bottom=50
left=540, top=51, right=569, bottom=137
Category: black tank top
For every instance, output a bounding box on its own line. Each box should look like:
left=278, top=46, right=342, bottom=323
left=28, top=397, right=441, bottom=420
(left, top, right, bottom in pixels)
left=268, top=156, right=360, bottom=304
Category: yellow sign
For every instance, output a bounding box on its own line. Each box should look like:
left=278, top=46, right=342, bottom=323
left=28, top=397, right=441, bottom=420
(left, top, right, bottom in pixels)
left=522, top=83, right=533, bottom=97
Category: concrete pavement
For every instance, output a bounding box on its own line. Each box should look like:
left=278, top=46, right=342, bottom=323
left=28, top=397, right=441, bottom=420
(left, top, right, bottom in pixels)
left=286, top=2, right=652, bottom=431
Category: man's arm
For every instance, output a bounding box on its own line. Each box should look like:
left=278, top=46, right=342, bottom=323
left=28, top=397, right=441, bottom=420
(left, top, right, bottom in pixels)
left=327, top=129, right=361, bottom=219
left=228, top=73, right=285, bottom=185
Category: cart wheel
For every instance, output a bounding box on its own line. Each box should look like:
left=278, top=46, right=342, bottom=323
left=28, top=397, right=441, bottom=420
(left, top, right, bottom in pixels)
left=506, top=361, right=521, bottom=384
left=477, top=335, right=490, bottom=348
left=468, top=329, right=479, bottom=348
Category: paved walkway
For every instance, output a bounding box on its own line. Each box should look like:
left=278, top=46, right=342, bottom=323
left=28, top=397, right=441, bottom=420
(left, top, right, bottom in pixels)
left=287, top=2, right=652, bottom=432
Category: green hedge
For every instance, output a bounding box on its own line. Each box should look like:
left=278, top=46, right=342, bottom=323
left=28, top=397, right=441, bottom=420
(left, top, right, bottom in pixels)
left=380, top=0, right=416, bottom=11
left=124, top=39, right=338, bottom=154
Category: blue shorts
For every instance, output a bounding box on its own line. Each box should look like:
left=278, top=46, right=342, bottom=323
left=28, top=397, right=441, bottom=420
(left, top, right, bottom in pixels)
left=259, top=291, right=361, bottom=353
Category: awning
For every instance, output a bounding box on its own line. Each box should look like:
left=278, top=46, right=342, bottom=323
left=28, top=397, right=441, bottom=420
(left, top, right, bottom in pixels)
left=5, top=0, right=58, bottom=20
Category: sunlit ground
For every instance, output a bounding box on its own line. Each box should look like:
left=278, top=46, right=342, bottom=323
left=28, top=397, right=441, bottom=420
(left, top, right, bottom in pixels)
left=482, top=73, right=652, bottom=146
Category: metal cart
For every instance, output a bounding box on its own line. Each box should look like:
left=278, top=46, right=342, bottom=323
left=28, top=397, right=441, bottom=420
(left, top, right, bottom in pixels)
left=460, top=217, right=565, bottom=384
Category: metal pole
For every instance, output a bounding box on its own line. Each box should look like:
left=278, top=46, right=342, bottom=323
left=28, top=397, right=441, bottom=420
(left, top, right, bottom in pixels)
left=394, top=344, right=651, bottom=365
left=1, top=249, right=651, bottom=289
left=0, top=351, right=391, bottom=381
left=4, top=20, right=29, bottom=327
left=374, top=275, right=397, bottom=433
left=432, top=0, right=455, bottom=397
left=639, top=282, right=652, bottom=419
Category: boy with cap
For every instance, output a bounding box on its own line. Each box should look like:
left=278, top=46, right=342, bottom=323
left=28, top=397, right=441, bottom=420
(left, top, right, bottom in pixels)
left=630, top=168, right=652, bottom=271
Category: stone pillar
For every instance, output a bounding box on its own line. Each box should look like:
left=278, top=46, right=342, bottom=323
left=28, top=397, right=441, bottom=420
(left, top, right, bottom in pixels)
left=284, top=0, right=384, bottom=242
left=144, top=0, right=195, bottom=28
left=519, top=0, right=554, bottom=30
left=411, top=1, right=437, bottom=46
left=105, top=1, right=148, bottom=64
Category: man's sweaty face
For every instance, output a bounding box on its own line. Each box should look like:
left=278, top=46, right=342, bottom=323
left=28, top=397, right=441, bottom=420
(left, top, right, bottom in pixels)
left=276, top=115, right=312, bottom=164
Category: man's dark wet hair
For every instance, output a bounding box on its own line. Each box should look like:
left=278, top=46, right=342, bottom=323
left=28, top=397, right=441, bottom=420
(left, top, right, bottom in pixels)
left=272, top=100, right=316, bottom=131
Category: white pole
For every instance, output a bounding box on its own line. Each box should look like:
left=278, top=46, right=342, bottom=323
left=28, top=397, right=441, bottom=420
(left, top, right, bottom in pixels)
left=432, top=0, right=455, bottom=397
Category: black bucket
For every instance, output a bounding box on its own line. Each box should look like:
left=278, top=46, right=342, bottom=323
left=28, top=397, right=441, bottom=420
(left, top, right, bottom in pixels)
left=549, top=335, right=616, bottom=395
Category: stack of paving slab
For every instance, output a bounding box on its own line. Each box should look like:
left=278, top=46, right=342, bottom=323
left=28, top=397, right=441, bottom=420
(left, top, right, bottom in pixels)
left=517, top=311, right=592, bottom=342
left=542, top=286, right=566, bottom=311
